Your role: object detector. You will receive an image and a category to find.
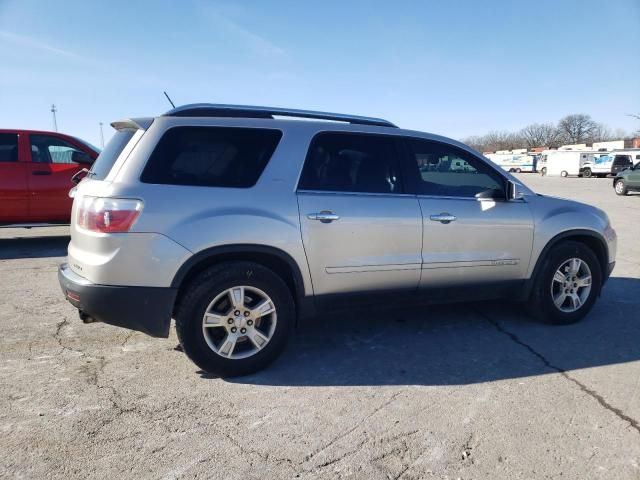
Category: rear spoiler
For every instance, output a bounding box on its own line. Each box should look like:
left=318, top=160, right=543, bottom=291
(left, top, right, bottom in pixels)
left=111, top=117, right=154, bottom=131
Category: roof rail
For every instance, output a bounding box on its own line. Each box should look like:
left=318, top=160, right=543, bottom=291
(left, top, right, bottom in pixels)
left=162, top=103, right=397, bottom=128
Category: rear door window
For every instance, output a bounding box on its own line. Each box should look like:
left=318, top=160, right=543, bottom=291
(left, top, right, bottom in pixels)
left=298, top=132, right=404, bottom=194
left=0, top=133, right=19, bottom=162
left=141, top=127, right=282, bottom=188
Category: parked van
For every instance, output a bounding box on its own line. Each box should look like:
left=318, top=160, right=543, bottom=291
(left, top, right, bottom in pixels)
left=540, top=150, right=594, bottom=177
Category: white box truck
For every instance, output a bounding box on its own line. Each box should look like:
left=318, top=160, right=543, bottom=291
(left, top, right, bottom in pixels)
left=485, top=153, right=536, bottom=173
left=540, top=151, right=594, bottom=177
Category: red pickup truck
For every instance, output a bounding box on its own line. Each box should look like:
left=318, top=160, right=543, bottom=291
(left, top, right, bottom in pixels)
left=0, top=129, right=99, bottom=225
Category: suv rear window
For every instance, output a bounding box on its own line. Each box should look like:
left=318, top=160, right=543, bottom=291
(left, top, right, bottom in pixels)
left=141, top=127, right=282, bottom=188
left=89, top=129, right=137, bottom=180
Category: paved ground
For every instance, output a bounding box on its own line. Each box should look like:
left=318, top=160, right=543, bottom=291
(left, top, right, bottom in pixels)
left=1, top=175, right=639, bottom=479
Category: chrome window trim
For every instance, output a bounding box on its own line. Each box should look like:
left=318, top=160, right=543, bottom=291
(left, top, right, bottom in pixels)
left=296, top=189, right=415, bottom=199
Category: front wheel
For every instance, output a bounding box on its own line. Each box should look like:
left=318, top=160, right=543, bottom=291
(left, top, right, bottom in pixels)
left=175, top=261, right=294, bottom=376
left=583, top=168, right=592, bottom=178
left=527, top=241, right=602, bottom=325
left=615, top=179, right=628, bottom=196
left=540, top=167, right=547, bottom=176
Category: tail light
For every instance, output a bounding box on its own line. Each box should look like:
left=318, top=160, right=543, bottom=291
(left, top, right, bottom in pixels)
left=77, top=197, right=143, bottom=233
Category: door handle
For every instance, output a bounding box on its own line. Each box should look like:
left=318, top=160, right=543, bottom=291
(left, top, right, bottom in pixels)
left=307, top=211, right=340, bottom=223
left=430, top=213, right=457, bottom=224
left=32, top=170, right=51, bottom=176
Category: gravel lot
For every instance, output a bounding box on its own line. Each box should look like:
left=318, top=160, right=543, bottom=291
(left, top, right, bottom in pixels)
left=1, top=175, right=639, bottom=479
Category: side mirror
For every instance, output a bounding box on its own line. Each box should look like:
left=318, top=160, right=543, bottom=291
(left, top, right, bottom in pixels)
left=72, top=150, right=94, bottom=165
left=507, top=181, right=526, bottom=200
left=71, top=168, right=89, bottom=185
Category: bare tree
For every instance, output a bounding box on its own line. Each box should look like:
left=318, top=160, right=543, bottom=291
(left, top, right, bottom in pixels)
left=520, top=123, right=560, bottom=148
left=557, top=114, right=597, bottom=144
left=590, top=123, right=615, bottom=143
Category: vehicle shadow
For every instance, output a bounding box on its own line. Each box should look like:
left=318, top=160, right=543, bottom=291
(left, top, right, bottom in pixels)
left=0, top=236, right=70, bottom=260
left=221, top=276, right=640, bottom=386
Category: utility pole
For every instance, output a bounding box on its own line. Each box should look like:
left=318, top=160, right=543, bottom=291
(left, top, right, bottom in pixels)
left=99, top=122, right=105, bottom=148
left=51, top=104, right=58, bottom=132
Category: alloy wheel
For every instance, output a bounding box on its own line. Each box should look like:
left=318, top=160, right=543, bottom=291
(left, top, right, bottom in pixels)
left=550, top=258, right=592, bottom=313
left=201, top=286, right=277, bottom=359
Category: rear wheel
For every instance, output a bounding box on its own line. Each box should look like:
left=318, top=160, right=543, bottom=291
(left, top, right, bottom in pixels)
left=540, top=167, right=547, bottom=176
left=560, top=170, right=568, bottom=177
left=514, top=168, right=521, bottom=173
left=527, top=241, right=601, bottom=325
left=175, top=261, right=294, bottom=376
left=614, top=179, right=628, bottom=196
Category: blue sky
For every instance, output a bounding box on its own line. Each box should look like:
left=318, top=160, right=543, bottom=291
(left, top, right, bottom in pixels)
left=1, top=0, right=639, bottom=147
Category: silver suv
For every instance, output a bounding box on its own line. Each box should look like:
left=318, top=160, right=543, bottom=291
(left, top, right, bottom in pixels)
left=58, top=104, right=617, bottom=376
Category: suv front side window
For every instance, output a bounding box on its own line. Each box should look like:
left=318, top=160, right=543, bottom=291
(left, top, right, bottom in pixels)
left=298, top=132, right=403, bottom=194
left=406, top=138, right=505, bottom=198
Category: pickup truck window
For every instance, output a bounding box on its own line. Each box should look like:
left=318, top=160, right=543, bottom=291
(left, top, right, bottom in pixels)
left=0, top=133, right=18, bottom=162
left=30, top=135, right=84, bottom=164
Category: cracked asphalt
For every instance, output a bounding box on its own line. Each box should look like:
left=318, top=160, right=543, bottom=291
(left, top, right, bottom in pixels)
left=1, top=175, right=639, bottom=479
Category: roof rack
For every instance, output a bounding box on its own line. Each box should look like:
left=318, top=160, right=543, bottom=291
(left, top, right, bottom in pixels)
left=162, top=103, right=397, bottom=128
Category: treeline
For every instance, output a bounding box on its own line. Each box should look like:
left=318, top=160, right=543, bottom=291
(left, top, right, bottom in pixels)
left=462, top=114, right=633, bottom=153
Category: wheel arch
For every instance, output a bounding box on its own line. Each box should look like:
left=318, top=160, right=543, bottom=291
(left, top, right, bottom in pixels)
left=171, top=245, right=309, bottom=314
left=524, top=229, right=609, bottom=298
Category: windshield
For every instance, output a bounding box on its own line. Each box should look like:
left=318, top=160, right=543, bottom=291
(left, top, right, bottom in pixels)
left=88, top=129, right=136, bottom=180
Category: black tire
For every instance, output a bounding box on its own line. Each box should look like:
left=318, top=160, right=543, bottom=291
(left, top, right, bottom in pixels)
left=560, top=170, right=568, bottom=178
left=583, top=168, right=592, bottom=178
left=527, top=241, right=602, bottom=325
left=175, top=261, right=295, bottom=376
left=614, top=179, right=628, bottom=196
left=540, top=167, right=547, bottom=176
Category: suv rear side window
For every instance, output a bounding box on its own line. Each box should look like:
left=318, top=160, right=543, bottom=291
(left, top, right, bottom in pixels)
left=406, top=138, right=505, bottom=198
left=298, top=132, right=403, bottom=194
left=90, top=129, right=136, bottom=180
left=141, top=127, right=282, bottom=188
left=0, top=133, right=18, bottom=162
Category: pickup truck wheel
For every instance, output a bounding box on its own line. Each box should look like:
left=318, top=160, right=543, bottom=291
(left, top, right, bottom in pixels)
left=582, top=168, right=592, bottom=178
left=615, top=179, right=628, bottom=196
left=527, top=241, right=602, bottom=325
left=540, top=167, right=547, bottom=176
left=175, top=261, right=294, bottom=377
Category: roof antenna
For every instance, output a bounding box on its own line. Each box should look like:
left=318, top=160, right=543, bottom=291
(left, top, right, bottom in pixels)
left=163, top=91, right=176, bottom=109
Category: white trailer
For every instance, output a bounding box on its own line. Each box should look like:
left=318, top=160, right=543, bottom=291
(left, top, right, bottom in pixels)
left=540, top=150, right=594, bottom=177
left=485, top=153, right=536, bottom=173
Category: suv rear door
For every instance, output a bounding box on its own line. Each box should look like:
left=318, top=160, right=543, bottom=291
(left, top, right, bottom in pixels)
left=402, top=138, right=534, bottom=289
left=0, top=132, right=28, bottom=223
left=296, top=132, right=422, bottom=297
left=27, top=133, right=95, bottom=222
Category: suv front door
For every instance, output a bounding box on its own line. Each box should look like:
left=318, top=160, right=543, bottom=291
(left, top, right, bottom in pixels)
left=296, top=132, right=422, bottom=297
left=403, top=138, right=534, bottom=289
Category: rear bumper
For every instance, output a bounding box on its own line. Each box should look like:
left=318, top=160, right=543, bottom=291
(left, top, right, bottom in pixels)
left=58, top=263, right=176, bottom=338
